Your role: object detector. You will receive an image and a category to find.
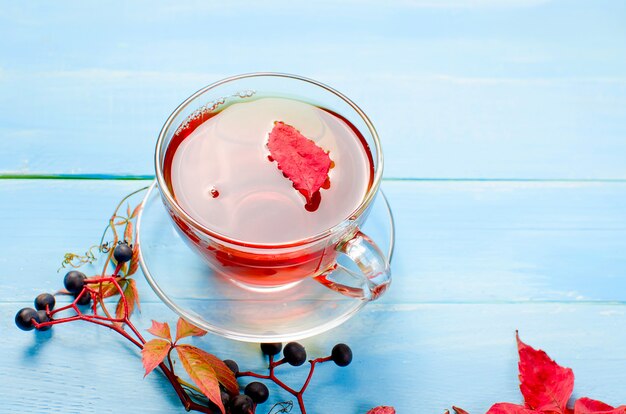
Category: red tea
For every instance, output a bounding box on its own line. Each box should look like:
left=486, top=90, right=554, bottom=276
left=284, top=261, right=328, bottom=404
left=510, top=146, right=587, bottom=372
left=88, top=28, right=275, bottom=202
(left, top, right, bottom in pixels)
left=163, top=96, right=374, bottom=287
left=164, top=97, right=374, bottom=244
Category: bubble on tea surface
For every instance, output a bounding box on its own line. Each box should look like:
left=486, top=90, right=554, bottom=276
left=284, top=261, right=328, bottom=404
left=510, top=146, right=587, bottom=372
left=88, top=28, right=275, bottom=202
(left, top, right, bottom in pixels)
left=208, top=186, right=220, bottom=198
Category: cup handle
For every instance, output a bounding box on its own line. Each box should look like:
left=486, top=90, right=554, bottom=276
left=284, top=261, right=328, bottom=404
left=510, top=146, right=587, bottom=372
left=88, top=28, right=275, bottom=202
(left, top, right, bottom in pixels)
left=314, top=230, right=391, bottom=301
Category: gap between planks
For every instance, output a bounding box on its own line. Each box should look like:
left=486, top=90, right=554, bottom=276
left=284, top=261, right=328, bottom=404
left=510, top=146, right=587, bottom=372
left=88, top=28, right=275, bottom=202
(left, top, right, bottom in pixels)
left=1, top=174, right=626, bottom=183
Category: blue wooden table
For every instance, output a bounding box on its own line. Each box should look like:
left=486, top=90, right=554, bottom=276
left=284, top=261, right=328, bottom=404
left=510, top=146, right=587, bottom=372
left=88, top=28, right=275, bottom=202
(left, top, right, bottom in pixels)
left=2, top=1, right=626, bottom=412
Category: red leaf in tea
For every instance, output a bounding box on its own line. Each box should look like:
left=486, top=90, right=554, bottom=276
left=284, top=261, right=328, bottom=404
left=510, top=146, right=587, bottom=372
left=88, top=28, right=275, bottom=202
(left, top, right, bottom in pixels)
left=516, top=332, right=574, bottom=412
left=267, top=122, right=332, bottom=210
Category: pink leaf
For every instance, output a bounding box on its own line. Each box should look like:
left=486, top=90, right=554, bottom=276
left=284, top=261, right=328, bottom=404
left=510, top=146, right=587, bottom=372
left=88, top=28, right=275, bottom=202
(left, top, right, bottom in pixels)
left=141, top=338, right=171, bottom=377
left=366, top=407, right=395, bottom=414
left=517, top=332, right=574, bottom=413
left=147, top=320, right=172, bottom=341
left=175, top=317, right=207, bottom=342
left=267, top=122, right=332, bottom=203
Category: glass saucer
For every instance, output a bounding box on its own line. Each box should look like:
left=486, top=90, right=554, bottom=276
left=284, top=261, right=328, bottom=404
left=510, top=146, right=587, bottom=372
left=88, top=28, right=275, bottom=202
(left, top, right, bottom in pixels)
left=137, top=182, right=394, bottom=342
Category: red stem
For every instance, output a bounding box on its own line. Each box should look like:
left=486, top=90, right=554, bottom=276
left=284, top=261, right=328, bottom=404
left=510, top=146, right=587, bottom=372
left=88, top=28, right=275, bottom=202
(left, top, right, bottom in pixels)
left=237, top=371, right=271, bottom=380
left=38, top=252, right=335, bottom=414
left=237, top=354, right=334, bottom=414
left=301, top=356, right=332, bottom=394
left=33, top=270, right=216, bottom=414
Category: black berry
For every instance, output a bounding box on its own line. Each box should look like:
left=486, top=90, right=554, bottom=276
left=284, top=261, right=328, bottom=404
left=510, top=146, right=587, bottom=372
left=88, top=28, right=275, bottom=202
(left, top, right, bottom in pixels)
left=230, top=394, right=254, bottom=414
left=34, top=293, right=55, bottom=311
left=15, top=307, right=39, bottom=331
left=64, top=270, right=86, bottom=294
left=331, top=343, right=353, bottom=367
left=260, top=342, right=282, bottom=356
left=223, top=359, right=239, bottom=375
left=36, top=310, right=51, bottom=331
left=244, top=381, right=269, bottom=404
left=113, top=242, right=133, bottom=263
left=283, top=342, right=306, bottom=366
left=220, top=389, right=230, bottom=407
left=75, top=291, right=92, bottom=306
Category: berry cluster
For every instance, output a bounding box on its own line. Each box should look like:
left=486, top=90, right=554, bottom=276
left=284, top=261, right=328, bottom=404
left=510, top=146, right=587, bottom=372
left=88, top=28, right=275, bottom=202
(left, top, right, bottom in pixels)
left=14, top=242, right=134, bottom=333
left=221, top=341, right=353, bottom=414
left=15, top=233, right=355, bottom=414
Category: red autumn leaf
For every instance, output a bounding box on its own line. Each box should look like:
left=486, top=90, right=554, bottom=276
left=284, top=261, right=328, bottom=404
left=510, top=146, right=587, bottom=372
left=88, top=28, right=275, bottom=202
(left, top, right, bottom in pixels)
left=453, top=334, right=626, bottom=414
left=575, top=398, right=626, bottom=414
left=130, top=202, right=142, bottom=219
left=453, top=407, right=471, bottom=414
left=96, top=277, right=123, bottom=298
left=175, top=317, right=207, bottom=342
left=141, top=338, right=171, bottom=377
left=517, top=332, right=574, bottom=413
left=176, top=345, right=239, bottom=397
left=366, top=407, right=396, bottom=414
left=115, top=278, right=140, bottom=319
left=176, top=345, right=227, bottom=414
left=487, top=403, right=543, bottom=414
left=126, top=244, right=140, bottom=276
left=128, top=278, right=140, bottom=311
left=124, top=221, right=133, bottom=244
left=147, top=320, right=172, bottom=341
left=267, top=121, right=332, bottom=200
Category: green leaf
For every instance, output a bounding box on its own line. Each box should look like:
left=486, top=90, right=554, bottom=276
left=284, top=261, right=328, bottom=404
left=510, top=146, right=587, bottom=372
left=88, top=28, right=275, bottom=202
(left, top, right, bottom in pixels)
left=141, top=338, right=171, bottom=377
left=176, top=345, right=225, bottom=414
left=146, top=320, right=172, bottom=341
left=175, top=317, right=207, bottom=342
left=176, top=344, right=239, bottom=397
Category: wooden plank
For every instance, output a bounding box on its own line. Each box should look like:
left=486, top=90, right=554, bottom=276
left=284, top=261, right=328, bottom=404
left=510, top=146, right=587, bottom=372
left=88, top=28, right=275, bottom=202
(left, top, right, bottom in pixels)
left=388, top=180, right=626, bottom=303
left=3, top=302, right=626, bottom=412
left=3, top=73, right=625, bottom=180
left=1, top=2, right=626, bottom=178
left=1, top=179, right=625, bottom=304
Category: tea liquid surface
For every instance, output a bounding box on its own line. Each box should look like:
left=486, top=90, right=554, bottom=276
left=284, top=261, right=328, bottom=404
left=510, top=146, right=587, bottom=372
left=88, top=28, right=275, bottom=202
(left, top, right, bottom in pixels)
left=167, top=97, right=373, bottom=244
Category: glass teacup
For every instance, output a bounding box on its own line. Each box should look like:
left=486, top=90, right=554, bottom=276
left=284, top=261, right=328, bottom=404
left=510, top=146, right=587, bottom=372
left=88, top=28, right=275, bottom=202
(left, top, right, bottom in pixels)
left=155, top=73, right=391, bottom=301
